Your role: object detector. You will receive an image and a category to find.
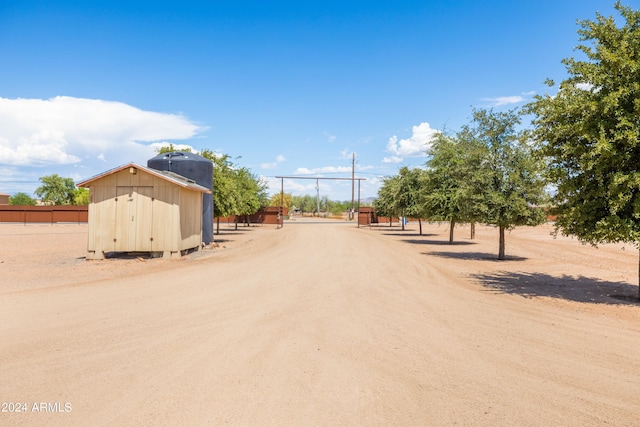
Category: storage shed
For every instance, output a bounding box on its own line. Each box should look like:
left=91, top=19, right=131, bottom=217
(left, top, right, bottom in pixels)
left=77, top=163, right=211, bottom=260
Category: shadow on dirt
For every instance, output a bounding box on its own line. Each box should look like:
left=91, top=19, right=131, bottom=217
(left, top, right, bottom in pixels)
left=381, top=233, right=437, bottom=238
left=213, top=228, right=252, bottom=244
left=426, top=251, right=527, bottom=261
left=404, top=239, right=474, bottom=246
left=471, top=271, right=639, bottom=305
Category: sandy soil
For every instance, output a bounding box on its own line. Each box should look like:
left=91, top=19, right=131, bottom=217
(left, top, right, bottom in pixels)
left=0, top=219, right=639, bottom=426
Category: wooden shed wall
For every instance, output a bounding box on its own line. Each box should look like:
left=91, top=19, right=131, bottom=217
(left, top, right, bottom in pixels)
left=86, top=168, right=202, bottom=258
left=178, top=186, right=203, bottom=250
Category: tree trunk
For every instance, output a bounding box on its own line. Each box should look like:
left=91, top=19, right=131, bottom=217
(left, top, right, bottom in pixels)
left=498, top=225, right=505, bottom=260
left=234, top=217, right=238, bottom=231
left=216, top=217, right=220, bottom=235
left=449, top=218, right=455, bottom=243
left=401, top=215, right=405, bottom=231
left=470, top=222, right=476, bottom=239
left=638, top=247, right=640, bottom=300
left=419, top=218, right=423, bottom=236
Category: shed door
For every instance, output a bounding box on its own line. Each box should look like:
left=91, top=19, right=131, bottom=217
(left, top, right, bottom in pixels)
left=115, top=186, right=153, bottom=251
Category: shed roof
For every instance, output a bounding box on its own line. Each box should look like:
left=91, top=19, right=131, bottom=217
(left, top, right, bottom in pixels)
left=76, top=163, right=211, bottom=194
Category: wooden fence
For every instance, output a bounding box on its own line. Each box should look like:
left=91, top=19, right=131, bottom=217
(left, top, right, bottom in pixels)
left=217, top=206, right=287, bottom=226
left=0, top=206, right=88, bottom=224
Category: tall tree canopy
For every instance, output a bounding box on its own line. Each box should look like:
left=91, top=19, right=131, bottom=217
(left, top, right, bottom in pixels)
left=233, top=166, right=268, bottom=227
left=526, top=2, right=640, bottom=295
left=374, top=167, right=425, bottom=231
left=269, top=192, right=292, bottom=210
left=527, top=2, right=640, bottom=245
left=422, top=130, right=486, bottom=242
left=470, top=108, right=548, bottom=259
left=395, top=167, right=426, bottom=232
left=374, top=174, right=400, bottom=226
left=35, top=174, right=77, bottom=205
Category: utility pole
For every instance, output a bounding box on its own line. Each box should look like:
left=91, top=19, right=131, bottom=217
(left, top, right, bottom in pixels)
left=316, top=178, right=320, bottom=216
left=351, top=152, right=355, bottom=220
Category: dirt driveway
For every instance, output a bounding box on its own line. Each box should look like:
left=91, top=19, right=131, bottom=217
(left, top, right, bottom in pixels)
left=1, top=219, right=639, bottom=426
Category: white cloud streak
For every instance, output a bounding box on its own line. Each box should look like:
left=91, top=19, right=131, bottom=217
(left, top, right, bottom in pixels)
left=260, top=154, right=286, bottom=169
left=293, top=166, right=351, bottom=174
left=482, top=95, right=525, bottom=107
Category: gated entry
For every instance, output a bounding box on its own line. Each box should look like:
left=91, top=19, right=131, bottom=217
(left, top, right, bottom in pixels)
left=274, top=175, right=366, bottom=227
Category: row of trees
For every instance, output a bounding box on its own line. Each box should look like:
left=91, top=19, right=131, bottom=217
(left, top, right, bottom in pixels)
left=377, top=2, right=640, bottom=297
left=375, top=108, right=548, bottom=260
left=9, top=174, right=89, bottom=206
left=268, top=192, right=356, bottom=216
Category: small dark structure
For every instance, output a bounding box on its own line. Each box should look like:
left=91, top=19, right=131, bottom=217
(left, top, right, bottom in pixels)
left=148, top=152, right=214, bottom=244
left=358, top=207, right=377, bottom=226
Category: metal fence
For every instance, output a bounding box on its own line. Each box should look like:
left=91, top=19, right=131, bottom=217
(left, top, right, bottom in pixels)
left=0, top=206, right=88, bottom=224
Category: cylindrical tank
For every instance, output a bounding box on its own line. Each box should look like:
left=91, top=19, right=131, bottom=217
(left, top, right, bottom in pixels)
left=147, top=152, right=214, bottom=244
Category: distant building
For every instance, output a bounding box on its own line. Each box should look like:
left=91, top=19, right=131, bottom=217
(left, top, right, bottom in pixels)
left=0, top=193, right=9, bottom=205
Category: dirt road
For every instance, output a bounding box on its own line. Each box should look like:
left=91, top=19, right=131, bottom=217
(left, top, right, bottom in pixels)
left=1, top=219, right=639, bottom=426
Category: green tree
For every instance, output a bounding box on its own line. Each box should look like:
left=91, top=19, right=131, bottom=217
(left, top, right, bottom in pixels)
left=470, top=108, right=548, bottom=259
left=422, top=131, right=486, bottom=242
left=526, top=2, right=640, bottom=296
left=333, top=200, right=353, bottom=216
left=292, top=194, right=317, bottom=216
left=34, top=174, right=77, bottom=205
left=233, top=167, right=268, bottom=228
left=375, top=169, right=427, bottom=231
left=74, top=188, right=89, bottom=205
left=373, top=167, right=426, bottom=232
left=393, top=167, right=426, bottom=232
left=9, top=192, right=36, bottom=205
left=269, top=192, right=292, bottom=210
left=199, top=150, right=239, bottom=231
left=374, top=175, right=400, bottom=227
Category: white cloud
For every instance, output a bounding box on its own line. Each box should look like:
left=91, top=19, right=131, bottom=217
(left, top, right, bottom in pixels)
left=382, top=155, right=403, bottom=164
left=482, top=95, right=525, bottom=107
left=264, top=176, right=316, bottom=195
left=340, top=149, right=353, bottom=159
left=0, top=96, right=203, bottom=167
left=260, top=154, right=286, bottom=169
left=324, top=133, right=336, bottom=143
left=385, top=122, right=438, bottom=162
left=293, top=166, right=352, bottom=174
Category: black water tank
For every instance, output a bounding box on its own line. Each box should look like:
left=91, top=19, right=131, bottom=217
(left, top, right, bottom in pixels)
left=147, top=152, right=214, bottom=244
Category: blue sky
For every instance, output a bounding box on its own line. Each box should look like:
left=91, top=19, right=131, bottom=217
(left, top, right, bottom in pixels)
left=0, top=0, right=628, bottom=201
